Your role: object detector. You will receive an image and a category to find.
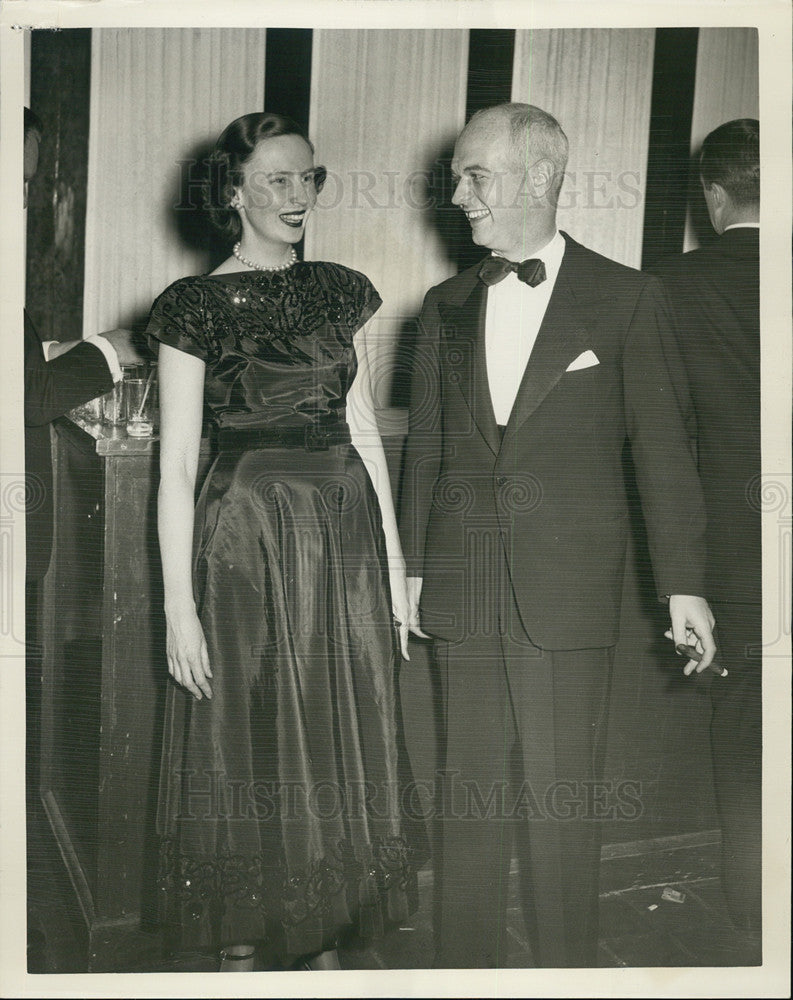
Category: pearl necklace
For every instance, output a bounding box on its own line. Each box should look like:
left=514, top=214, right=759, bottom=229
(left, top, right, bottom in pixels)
left=232, top=243, right=297, bottom=272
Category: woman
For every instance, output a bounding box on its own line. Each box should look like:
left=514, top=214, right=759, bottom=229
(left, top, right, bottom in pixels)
left=148, top=112, right=412, bottom=972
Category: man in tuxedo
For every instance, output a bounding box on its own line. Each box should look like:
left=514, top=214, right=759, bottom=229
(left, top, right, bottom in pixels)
left=23, top=107, right=140, bottom=584
left=400, top=103, right=716, bottom=967
left=651, top=119, right=761, bottom=933
left=23, top=106, right=140, bottom=819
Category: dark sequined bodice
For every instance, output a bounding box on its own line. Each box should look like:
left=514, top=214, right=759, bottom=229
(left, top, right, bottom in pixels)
left=147, top=261, right=381, bottom=429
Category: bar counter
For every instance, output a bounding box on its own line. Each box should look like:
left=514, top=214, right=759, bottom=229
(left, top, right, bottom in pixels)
left=40, top=416, right=195, bottom=970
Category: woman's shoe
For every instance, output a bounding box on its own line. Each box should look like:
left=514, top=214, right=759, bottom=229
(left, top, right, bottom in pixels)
left=301, top=948, right=341, bottom=971
left=219, top=945, right=256, bottom=972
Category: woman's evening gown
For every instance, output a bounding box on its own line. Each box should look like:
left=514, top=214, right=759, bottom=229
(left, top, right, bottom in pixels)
left=147, top=261, right=411, bottom=959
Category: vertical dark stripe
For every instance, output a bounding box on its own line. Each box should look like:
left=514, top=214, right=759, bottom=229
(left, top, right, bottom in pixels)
left=456, top=29, right=516, bottom=272
left=465, top=29, right=516, bottom=119
left=264, top=28, right=313, bottom=261
left=641, top=28, right=699, bottom=268
left=264, top=28, right=313, bottom=133
left=26, top=28, right=92, bottom=342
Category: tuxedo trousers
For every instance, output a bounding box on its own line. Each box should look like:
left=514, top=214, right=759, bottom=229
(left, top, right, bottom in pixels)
left=432, top=583, right=614, bottom=968
left=710, top=601, right=762, bottom=930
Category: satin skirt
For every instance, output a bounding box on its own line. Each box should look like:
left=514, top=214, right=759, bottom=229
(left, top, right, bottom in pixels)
left=156, top=443, right=410, bottom=957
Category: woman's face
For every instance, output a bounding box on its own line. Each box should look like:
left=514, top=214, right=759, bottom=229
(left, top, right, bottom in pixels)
left=234, top=133, right=318, bottom=250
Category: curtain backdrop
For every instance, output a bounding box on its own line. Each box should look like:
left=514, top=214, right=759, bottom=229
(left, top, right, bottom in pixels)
left=82, top=28, right=266, bottom=336
left=512, top=28, right=655, bottom=269
left=684, top=27, right=759, bottom=251
left=306, top=29, right=468, bottom=413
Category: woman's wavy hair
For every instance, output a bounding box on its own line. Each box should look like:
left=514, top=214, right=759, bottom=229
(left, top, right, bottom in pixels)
left=206, top=112, right=326, bottom=243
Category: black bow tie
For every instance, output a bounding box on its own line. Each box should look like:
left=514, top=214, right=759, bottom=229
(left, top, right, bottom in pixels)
left=479, top=256, right=547, bottom=288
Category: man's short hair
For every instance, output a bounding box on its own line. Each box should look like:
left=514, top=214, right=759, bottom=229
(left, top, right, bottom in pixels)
left=470, top=103, right=569, bottom=194
left=24, top=107, right=43, bottom=142
left=699, top=118, right=759, bottom=206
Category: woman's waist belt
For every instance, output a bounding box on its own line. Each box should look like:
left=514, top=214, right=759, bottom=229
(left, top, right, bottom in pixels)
left=217, top=421, right=351, bottom=452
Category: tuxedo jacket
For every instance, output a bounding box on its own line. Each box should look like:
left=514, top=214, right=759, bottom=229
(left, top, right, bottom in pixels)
left=24, top=311, right=114, bottom=580
left=651, top=227, right=760, bottom=605
left=400, top=233, right=707, bottom=649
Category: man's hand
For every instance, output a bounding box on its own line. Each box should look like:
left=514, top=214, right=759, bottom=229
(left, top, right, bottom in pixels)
left=665, top=595, right=716, bottom=675
left=407, top=576, right=430, bottom=639
left=102, top=328, right=145, bottom=366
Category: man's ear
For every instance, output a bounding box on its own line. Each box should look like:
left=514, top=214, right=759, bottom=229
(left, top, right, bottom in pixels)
left=706, top=181, right=727, bottom=210
left=526, top=158, right=556, bottom=200
left=702, top=180, right=729, bottom=234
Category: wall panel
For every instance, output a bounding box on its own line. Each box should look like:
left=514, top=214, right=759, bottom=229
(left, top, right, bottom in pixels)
left=26, top=30, right=92, bottom=343
left=306, top=29, right=469, bottom=409
left=512, top=28, right=655, bottom=269
left=82, top=28, right=266, bottom=335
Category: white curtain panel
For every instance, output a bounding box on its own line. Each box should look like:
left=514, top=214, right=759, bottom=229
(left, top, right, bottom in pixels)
left=684, top=28, right=759, bottom=252
left=83, top=28, right=266, bottom=336
left=306, top=29, right=468, bottom=413
left=512, top=28, right=655, bottom=269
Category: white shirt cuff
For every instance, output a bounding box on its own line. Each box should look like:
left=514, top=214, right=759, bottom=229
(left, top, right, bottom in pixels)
left=84, top=335, right=123, bottom=383
left=41, top=340, right=56, bottom=360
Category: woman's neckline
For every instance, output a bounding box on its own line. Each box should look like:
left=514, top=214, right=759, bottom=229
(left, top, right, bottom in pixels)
left=204, top=261, right=307, bottom=280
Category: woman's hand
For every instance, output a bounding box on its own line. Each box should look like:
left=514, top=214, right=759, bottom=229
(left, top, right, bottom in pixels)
left=166, top=606, right=213, bottom=700
left=388, top=558, right=411, bottom=661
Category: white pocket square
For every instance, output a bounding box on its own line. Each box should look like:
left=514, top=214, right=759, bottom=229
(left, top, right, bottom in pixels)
left=565, top=350, right=600, bottom=372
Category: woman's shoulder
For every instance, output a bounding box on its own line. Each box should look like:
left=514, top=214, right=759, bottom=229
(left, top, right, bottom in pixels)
left=304, top=260, right=373, bottom=285
left=152, top=271, right=235, bottom=319
left=149, top=274, right=216, bottom=334
left=302, top=262, right=381, bottom=329
left=154, top=273, right=210, bottom=302
left=303, top=261, right=380, bottom=306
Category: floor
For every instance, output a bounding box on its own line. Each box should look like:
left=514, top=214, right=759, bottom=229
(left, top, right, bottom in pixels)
left=27, top=810, right=761, bottom=974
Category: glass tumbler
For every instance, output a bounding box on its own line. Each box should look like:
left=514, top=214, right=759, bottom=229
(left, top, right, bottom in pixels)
left=125, top=376, right=157, bottom=437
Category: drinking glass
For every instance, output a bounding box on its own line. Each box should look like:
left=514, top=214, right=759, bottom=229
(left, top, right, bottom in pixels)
left=125, top=376, right=157, bottom=437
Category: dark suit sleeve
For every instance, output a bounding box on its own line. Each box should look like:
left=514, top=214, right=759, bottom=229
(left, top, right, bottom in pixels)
left=623, top=276, right=707, bottom=598
left=24, top=311, right=115, bottom=427
left=399, top=287, right=443, bottom=576
left=646, top=263, right=698, bottom=446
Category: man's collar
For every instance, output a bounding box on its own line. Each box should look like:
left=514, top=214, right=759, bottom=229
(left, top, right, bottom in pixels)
left=724, top=222, right=759, bottom=231
left=491, top=231, right=565, bottom=265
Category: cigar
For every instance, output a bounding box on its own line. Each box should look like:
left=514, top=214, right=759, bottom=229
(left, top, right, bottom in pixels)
left=675, top=643, right=728, bottom=677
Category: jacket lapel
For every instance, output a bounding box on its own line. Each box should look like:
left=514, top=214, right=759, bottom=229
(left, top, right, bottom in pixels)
left=438, top=278, right=501, bottom=456
left=501, top=243, right=594, bottom=450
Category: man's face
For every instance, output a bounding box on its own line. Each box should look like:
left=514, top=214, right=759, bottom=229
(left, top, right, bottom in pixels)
left=24, top=132, right=39, bottom=209
left=450, top=115, right=531, bottom=261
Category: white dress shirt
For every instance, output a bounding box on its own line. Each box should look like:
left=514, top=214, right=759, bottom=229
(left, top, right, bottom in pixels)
left=41, top=335, right=123, bottom=382
left=485, top=231, right=566, bottom=426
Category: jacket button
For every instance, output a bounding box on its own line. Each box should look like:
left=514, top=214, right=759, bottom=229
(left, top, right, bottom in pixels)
left=496, top=475, right=506, bottom=486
